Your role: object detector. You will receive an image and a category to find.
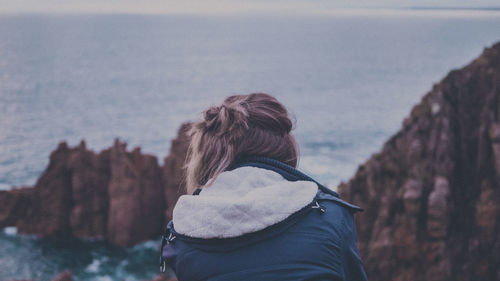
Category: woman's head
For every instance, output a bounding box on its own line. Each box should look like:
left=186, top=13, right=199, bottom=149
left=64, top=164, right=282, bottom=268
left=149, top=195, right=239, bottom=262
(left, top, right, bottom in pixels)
left=185, top=93, right=298, bottom=194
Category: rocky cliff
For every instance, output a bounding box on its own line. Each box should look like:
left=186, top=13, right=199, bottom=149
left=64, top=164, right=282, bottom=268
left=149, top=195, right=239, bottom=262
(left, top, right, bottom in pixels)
left=0, top=123, right=190, bottom=247
left=339, top=42, right=500, bottom=281
left=0, top=186, right=32, bottom=228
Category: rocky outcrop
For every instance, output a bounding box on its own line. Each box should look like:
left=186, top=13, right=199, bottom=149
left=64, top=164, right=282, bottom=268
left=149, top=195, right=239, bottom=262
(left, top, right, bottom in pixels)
left=17, top=141, right=83, bottom=237
left=2, top=136, right=178, bottom=246
left=106, top=140, right=165, bottom=246
left=339, top=42, right=500, bottom=281
left=2, top=124, right=191, bottom=246
left=17, top=140, right=112, bottom=238
left=162, top=122, right=190, bottom=221
left=0, top=186, right=33, bottom=228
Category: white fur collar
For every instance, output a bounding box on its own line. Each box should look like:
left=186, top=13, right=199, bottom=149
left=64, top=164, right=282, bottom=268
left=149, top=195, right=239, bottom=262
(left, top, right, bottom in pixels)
left=172, top=166, right=318, bottom=239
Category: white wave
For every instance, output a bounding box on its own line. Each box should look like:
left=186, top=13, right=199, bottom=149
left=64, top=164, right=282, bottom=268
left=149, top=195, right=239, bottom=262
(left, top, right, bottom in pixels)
left=118, top=259, right=129, bottom=267
left=4, top=227, right=17, bottom=235
left=85, top=258, right=102, bottom=273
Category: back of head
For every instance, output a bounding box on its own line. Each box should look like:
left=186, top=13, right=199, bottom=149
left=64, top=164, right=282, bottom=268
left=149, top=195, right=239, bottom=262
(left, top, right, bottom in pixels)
left=185, top=93, right=298, bottom=194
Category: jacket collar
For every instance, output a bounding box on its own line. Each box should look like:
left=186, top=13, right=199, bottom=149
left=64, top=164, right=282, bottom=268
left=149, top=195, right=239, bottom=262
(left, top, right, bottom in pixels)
left=230, top=157, right=362, bottom=211
left=228, top=156, right=340, bottom=197
left=171, top=157, right=361, bottom=240
left=173, top=165, right=319, bottom=239
left=191, top=156, right=340, bottom=197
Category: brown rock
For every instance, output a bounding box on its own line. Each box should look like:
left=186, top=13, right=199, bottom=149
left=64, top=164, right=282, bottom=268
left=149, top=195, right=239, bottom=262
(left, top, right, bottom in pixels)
left=162, top=123, right=190, bottom=222
left=3, top=137, right=176, bottom=247
left=107, top=139, right=165, bottom=246
left=16, top=141, right=111, bottom=238
left=17, top=142, right=75, bottom=236
left=426, top=176, right=450, bottom=238
left=0, top=186, right=33, bottom=228
left=68, top=140, right=110, bottom=238
left=339, top=41, right=500, bottom=281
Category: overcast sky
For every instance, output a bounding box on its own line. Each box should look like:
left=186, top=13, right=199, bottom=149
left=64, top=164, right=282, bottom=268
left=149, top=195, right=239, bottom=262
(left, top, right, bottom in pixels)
left=1, top=0, right=499, bottom=14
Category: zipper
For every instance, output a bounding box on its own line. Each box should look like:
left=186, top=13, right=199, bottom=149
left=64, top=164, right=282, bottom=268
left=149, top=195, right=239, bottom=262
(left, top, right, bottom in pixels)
left=311, top=201, right=326, bottom=213
left=159, top=232, right=177, bottom=273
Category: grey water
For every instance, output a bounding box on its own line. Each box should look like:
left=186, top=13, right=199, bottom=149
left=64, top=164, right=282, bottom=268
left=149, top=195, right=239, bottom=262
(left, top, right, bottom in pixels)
left=0, top=11, right=499, bottom=280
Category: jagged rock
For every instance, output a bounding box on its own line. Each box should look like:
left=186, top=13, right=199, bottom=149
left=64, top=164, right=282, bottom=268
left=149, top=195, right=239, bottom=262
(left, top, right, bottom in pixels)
left=339, top=42, right=500, bottom=281
left=17, top=142, right=76, bottom=236
left=0, top=186, right=32, bottom=228
left=107, top=139, right=165, bottom=246
left=162, top=123, right=190, bottom=222
left=6, top=138, right=169, bottom=247
left=16, top=141, right=112, bottom=238
left=68, top=140, right=110, bottom=238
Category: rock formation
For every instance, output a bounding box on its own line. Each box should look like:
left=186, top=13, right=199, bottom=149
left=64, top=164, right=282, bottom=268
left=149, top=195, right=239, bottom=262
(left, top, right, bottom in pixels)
left=339, top=42, right=500, bottom=281
left=162, top=122, right=190, bottom=221
left=14, top=139, right=167, bottom=246
left=0, top=186, right=33, bottom=228
left=0, top=123, right=191, bottom=246
left=106, top=140, right=165, bottom=246
left=16, top=141, right=111, bottom=238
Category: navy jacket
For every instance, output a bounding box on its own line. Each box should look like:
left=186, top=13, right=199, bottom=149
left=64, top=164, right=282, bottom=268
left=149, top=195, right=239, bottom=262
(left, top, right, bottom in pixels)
left=160, top=156, right=367, bottom=281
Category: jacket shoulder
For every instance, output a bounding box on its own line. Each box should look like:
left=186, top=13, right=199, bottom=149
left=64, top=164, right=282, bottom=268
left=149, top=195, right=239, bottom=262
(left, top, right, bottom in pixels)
left=316, top=187, right=363, bottom=213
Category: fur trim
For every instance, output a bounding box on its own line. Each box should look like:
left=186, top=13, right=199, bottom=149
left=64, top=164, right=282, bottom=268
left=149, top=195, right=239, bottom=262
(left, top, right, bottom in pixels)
left=172, top=166, right=318, bottom=239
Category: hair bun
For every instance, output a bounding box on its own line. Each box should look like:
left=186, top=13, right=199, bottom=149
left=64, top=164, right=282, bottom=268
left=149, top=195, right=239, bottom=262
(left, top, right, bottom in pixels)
left=185, top=93, right=298, bottom=194
left=203, top=106, right=222, bottom=124
left=202, top=103, right=249, bottom=135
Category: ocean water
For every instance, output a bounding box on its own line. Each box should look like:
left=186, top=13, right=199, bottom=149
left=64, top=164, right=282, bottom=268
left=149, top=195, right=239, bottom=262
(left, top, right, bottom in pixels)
left=0, top=227, right=167, bottom=281
left=0, top=11, right=500, bottom=281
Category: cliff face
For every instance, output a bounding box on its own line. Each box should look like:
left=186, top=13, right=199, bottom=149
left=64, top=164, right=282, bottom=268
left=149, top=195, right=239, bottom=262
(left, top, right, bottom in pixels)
left=17, top=141, right=96, bottom=237
left=1, top=123, right=191, bottom=247
left=0, top=187, right=32, bottom=228
left=339, top=42, right=500, bottom=281
left=11, top=139, right=166, bottom=247
left=106, top=140, right=166, bottom=246
left=162, top=123, right=190, bottom=221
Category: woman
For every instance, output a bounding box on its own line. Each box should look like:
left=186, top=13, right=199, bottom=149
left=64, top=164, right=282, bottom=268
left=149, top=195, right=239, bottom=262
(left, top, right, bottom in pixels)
left=160, top=93, right=367, bottom=281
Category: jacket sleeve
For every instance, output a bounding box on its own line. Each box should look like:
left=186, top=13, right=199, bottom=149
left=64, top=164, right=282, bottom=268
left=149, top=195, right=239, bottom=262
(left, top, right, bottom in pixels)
left=342, top=211, right=368, bottom=281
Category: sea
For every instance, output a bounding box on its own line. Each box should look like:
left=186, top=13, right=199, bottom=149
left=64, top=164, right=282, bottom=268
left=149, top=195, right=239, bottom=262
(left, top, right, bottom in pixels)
left=0, top=9, right=499, bottom=281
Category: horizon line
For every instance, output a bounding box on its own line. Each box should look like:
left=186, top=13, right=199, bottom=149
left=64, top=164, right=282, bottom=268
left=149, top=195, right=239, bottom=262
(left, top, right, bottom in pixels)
left=1, top=6, right=500, bottom=17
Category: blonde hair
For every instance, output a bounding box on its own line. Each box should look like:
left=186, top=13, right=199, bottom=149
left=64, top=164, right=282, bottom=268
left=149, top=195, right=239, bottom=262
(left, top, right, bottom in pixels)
left=184, top=93, right=298, bottom=194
